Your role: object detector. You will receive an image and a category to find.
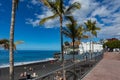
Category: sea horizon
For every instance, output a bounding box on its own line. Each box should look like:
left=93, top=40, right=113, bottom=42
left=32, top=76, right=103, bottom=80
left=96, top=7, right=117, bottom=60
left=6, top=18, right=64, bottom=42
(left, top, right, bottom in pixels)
left=0, top=50, right=59, bottom=68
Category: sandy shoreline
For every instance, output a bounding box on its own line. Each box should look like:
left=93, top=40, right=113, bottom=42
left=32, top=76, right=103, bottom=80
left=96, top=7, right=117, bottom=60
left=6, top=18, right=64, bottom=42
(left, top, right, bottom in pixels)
left=0, top=60, right=60, bottom=80
left=0, top=59, right=87, bottom=80
left=0, top=58, right=55, bottom=68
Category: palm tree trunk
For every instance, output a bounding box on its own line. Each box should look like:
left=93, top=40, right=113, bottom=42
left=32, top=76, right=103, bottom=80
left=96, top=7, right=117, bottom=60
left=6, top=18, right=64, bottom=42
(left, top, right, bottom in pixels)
left=81, top=43, right=85, bottom=54
left=60, top=16, right=64, bottom=63
left=90, top=40, right=92, bottom=59
left=72, top=38, right=76, bottom=74
left=91, top=40, right=94, bottom=59
left=92, top=41, right=94, bottom=57
left=9, top=0, right=16, bottom=80
left=60, top=16, right=66, bottom=80
left=72, top=39, right=75, bottom=61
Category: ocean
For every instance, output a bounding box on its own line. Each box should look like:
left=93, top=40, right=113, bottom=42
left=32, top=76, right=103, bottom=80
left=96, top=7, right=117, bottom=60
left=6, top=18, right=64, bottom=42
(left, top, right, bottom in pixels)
left=0, top=50, right=58, bottom=68
left=0, top=50, right=101, bottom=68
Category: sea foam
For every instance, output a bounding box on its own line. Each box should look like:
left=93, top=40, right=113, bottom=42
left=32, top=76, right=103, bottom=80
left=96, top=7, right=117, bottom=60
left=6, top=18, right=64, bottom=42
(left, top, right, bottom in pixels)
left=0, top=58, right=55, bottom=68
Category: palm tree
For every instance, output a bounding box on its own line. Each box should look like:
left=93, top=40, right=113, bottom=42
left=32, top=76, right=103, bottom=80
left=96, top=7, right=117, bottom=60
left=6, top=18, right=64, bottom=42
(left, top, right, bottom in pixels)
left=77, top=26, right=89, bottom=54
left=63, top=16, right=88, bottom=61
left=40, top=0, right=81, bottom=62
left=40, top=1, right=80, bottom=80
left=63, top=16, right=78, bottom=61
left=84, top=20, right=100, bottom=59
left=9, top=0, right=19, bottom=80
left=63, top=41, right=70, bottom=54
left=0, top=39, right=23, bottom=50
left=0, top=39, right=9, bottom=49
left=63, top=16, right=88, bottom=76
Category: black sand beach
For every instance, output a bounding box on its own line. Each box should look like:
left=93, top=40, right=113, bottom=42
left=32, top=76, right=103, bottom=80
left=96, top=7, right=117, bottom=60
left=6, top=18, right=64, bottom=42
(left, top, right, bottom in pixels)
left=0, top=60, right=62, bottom=80
left=0, top=54, right=103, bottom=80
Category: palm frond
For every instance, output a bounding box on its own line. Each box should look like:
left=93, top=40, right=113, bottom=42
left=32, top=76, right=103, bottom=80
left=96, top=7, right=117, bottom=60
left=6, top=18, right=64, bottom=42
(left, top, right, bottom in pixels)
left=15, top=0, right=19, bottom=10
left=11, top=41, right=24, bottom=50
left=65, top=16, right=75, bottom=23
left=65, top=2, right=81, bottom=15
left=95, top=27, right=101, bottom=30
left=0, top=39, right=23, bottom=50
left=62, top=29, right=72, bottom=38
left=85, top=19, right=101, bottom=37
left=14, top=41, right=24, bottom=45
left=39, top=13, right=58, bottom=24
left=41, top=0, right=51, bottom=8
left=50, top=2, right=59, bottom=14
left=64, top=16, right=85, bottom=40
left=59, top=0, right=64, bottom=14
left=41, top=0, right=59, bottom=14
left=82, top=35, right=89, bottom=39
left=0, top=39, right=9, bottom=44
left=3, top=44, right=9, bottom=50
left=92, top=31, right=97, bottom=37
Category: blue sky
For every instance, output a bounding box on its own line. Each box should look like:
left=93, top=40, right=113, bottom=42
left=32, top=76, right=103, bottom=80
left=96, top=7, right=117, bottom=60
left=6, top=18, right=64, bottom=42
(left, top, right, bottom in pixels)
left=0, top=0, right=120, bottom=50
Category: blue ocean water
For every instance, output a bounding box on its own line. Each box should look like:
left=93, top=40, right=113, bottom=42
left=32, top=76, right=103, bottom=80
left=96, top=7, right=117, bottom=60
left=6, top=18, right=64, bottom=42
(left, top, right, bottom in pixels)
left=0, top=50, right=102, bottom=68
left=0, top=50, right=58, bottom=67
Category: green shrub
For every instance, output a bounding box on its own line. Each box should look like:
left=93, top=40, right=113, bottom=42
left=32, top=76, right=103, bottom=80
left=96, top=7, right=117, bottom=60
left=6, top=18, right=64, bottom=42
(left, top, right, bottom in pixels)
left=103, top=40, right=120, bottom=49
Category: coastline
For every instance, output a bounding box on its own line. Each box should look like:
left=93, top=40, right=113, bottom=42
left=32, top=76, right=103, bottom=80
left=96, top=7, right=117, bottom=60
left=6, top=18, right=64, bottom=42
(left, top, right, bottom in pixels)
left=0, top=59, right=59, bottom=80
left=0, top=50, right=58, bottom=68
left=0, top=53, right=102, bottom=80
left=0, top=58, right=55, bottom=68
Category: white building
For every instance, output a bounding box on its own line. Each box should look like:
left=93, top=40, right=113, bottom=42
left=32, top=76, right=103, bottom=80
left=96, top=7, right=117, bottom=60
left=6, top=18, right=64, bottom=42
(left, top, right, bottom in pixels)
left=79, top=42, right=103, bottom=54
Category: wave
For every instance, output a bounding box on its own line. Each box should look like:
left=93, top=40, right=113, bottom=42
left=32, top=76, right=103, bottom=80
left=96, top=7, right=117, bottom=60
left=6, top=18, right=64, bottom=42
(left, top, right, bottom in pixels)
left=0, top=58, right=55, bottom=68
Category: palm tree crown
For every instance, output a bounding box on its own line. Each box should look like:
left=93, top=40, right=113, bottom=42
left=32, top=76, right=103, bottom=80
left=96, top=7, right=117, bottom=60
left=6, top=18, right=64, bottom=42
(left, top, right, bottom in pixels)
left=84, top=19, right=101, bottom=59
left=40, top=0, right=81, bottom=24
left=0, top=39, right=9, bottom=50
left=40, top=0, right=81, bottom=62
left=40, top=1, right=80, bottom=79
left=84, top=19, right=101, bottom=37
left=63, top=16, right=88, bottom=42
left=0, top=39, right=23, bottom=50
left=63, top=16, right=88, bottom=60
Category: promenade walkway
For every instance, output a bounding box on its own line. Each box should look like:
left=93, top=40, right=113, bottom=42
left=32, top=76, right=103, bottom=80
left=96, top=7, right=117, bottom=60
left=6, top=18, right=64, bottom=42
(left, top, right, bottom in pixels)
left=83, top=52, right=120, bottom=80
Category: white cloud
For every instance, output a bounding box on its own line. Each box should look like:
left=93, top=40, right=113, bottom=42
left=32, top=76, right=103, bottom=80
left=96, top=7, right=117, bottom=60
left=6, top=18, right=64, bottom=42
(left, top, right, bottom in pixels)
left=98, top=25, right=120, bottom=39
left=102, top=0, right=120, bottom=12
left=70, top=0, right=99, bottom=24
left=113, top=14, right=120, bottom=24
left=26, top=4, right=33, bottom=9
left=27, top=0, right=98, bottom=28
left=91, top=6, right=111, bottom=17
left=26, top=0, right=120, bottom=39
left=26, top=18, right=39, bottom=27
left=35, top=10, right=53, bottom=19
left=43, top=18, right=59, bottom=28
left=31, top=0, right=40, bottom=5
left=69, top=0, right=120, bottom=39
left=26, top=10, right=60, bottom=28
